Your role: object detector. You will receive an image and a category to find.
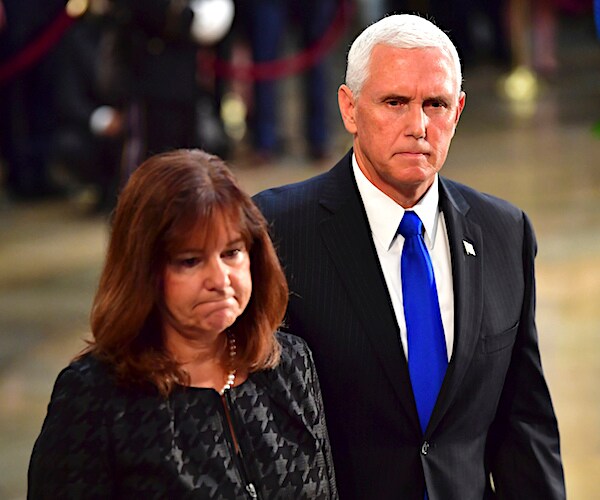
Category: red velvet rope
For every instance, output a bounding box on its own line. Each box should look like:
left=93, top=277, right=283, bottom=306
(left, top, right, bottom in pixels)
left=0, top=9, right=76, bottom=85
left=0, top=1, right=354, bottom=86
left=205, top=0, right=355, bottom=82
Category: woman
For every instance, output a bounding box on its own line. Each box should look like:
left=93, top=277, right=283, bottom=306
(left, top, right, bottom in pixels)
left=28, top=149, right=338, bottom=499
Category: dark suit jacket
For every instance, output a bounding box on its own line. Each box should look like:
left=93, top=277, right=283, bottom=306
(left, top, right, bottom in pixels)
left=253, top=150, right=565, bottom=500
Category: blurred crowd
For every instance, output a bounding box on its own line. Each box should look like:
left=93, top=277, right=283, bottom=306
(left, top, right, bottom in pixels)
left=0, top=0, right=236, bottom=212
left=0, top=0, right=595, bottom=213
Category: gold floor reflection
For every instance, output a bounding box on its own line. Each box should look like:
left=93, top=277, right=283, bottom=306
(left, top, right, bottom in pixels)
left=2, top=21, right=600, bottom=500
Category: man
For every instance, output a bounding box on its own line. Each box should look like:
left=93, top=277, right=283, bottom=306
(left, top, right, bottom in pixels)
left=253, top=14, right=565, bottom=500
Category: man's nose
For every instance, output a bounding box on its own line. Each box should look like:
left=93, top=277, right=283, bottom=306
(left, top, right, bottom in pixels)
left=404, top=105, right=427, bottom=139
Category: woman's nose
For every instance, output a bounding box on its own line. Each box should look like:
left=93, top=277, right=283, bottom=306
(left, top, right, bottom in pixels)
left=205, top=258, right=230, bottom=290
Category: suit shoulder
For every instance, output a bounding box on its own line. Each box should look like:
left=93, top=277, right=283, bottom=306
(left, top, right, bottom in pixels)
left=443, top=177, right=525, bottom=221
left=253, top=171, right=329, bottom=212
left=253, top=154, right=354, bottom=225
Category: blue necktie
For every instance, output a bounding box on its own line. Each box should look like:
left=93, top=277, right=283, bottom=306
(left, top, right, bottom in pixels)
left=399, top=211, right=448, bottom=433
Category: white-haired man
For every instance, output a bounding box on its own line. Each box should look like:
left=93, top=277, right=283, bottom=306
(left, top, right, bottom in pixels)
left=254, top=14, right=565, bottom=500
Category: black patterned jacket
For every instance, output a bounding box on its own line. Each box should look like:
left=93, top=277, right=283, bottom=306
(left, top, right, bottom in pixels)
left=28, top=332, right=338, bottom=499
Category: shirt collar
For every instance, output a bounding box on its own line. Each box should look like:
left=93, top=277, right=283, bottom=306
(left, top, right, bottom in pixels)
left=352, top=153, right=441, bottom=250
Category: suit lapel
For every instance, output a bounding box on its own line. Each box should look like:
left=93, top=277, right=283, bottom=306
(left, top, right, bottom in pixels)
left=426, top=178, right=484, bottom=435
left=314, top=162, right=485, bottom=435
left=317, top=154, right=421, bottom=431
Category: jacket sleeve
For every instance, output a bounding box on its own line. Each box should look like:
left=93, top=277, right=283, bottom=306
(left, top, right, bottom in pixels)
left=487, top=213, right=566, bottom=499
left=304, top=344, right=339, bottom=500
left=27, top=364, right=114, bottom=499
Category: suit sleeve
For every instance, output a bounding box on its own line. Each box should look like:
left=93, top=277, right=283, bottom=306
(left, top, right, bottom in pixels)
left=28, top=365, right=114, bottom=499
left=488, top=213, right=566, bottom=499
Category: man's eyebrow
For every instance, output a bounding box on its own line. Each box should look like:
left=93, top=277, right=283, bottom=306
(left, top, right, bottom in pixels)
left=380, top=93, right=410, bottom=102
left=424, top=95, right=451, bottom=103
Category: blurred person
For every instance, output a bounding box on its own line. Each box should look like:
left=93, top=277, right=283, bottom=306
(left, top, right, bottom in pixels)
left=356, top=0, right=390, bottom=24
left=0, top=0, right=68, bottom=200
left=424, top=0, right=511, bottom=67
left=426, top=0, right=480, bottom=65
left=27, top=149, right=338, bottom=498
left=51, top=0, right=124, bottom=213
left=0, top=1, right=6, bottom=31
left=254, top=14, right=565, bottom=499
left=532, top=0, right=560, bottom=77
left=507, top=0, right=593, bottom=79
left=104, top=0, right=234, bottom=177
left=506, top=0, right=560, bottom=76
left=237, top=0, right=337, bottom=162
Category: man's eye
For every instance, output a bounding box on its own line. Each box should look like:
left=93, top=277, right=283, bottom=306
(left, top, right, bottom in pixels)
left=427, top=100, right=446, bottom=108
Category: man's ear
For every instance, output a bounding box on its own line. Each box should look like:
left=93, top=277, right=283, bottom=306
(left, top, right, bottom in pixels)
left=338, top=84, right=358, bottom=135
left=455, top=91, right=466, bottom=125
left=450, top=91, right=466, bottom=138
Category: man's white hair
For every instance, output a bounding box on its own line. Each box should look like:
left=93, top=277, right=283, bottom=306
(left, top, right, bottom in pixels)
left=345, top=14, right=462, bottom=97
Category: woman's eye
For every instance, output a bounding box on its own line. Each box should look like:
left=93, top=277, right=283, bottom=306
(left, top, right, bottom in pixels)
left=223, top=248, right=241, bottom=259
left=178, top=257, right=200, bottom=268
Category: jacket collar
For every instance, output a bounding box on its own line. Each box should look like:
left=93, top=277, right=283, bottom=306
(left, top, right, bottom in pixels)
left=317, top=152, right=484, bottom=435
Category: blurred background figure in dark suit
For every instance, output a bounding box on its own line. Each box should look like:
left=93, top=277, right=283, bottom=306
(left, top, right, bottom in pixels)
left=0, top=0, right=68, bottom=201
left=103, top=0, right=234, bottom=179
left=50, top=0, right=125, bottom=214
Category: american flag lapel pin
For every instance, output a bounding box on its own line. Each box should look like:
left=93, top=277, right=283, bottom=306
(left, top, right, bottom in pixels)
left=463, top=240, right=476, bottom=256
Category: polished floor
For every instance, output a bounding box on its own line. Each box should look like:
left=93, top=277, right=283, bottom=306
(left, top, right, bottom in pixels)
left=2, top=16, right=600, bottom=500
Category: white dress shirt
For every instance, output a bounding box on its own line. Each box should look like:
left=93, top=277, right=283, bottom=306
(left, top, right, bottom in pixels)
left=352, top=155, right=455, bottom=360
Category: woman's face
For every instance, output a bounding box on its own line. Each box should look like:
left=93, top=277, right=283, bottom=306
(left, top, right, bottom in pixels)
left=161, top=215, right=252, bottom=344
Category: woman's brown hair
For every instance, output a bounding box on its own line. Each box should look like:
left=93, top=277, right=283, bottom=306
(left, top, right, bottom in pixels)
left=86, top=149, right=288, bottom=395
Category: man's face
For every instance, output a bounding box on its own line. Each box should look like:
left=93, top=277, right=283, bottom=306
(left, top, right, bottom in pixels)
left=339, top=45, right=466, bottom=207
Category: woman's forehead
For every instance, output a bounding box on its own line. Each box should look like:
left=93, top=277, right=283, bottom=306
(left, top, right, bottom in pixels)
left=170, top=211, right=244, bottom=250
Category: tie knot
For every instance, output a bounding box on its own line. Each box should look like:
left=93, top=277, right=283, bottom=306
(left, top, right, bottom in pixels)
left=398, top=211, right=423, bottom=238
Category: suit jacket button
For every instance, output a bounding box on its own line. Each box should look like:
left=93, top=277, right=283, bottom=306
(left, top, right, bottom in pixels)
left=421, top=441, right=430, bottom=455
